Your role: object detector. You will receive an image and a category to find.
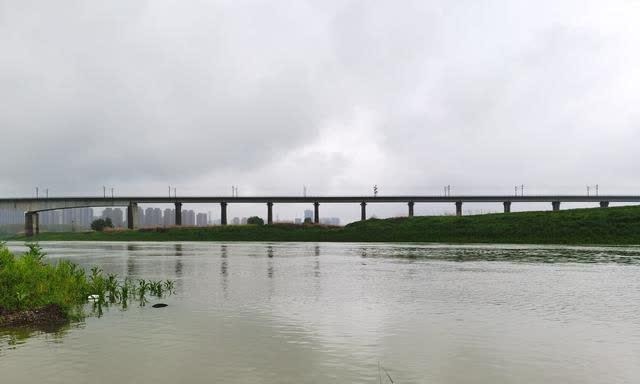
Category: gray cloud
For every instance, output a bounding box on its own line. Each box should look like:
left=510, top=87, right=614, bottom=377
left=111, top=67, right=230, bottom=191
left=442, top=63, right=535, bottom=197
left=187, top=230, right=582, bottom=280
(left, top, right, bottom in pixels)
left=1, top=0, right=639, bottom=220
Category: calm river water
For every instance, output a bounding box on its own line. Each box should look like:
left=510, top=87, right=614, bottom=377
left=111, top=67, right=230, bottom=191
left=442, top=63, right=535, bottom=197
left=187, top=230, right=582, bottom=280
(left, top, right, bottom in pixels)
left=2, top=241, right=640, bottom=383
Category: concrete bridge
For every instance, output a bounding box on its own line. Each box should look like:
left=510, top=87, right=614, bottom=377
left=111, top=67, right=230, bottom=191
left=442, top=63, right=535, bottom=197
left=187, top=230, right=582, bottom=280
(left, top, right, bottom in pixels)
left=2, top=195, right=639, bottom=236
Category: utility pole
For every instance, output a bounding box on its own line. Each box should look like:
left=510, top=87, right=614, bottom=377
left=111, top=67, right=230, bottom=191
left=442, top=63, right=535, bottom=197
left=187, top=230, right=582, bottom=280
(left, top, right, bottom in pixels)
left=515, top=186, right=518, bottom=197
left=174, top=188, right=176, bottom=198
left=521, top=184, right=524, bottom=197
left=169, top=186, right=171, bottom=198
left=303, top=185, right=307, bottom=197
left=111, top=188, right=114, bottom=199
left=103, top=186, right=106, bottom=198
left=36, top=187, right=39, bottom=199
left=373, top=185, right=378, bottom=197
left=587, top=185, right=590, bottom=196
left=596, top=184, right=599, bottom=196
left=46, top=188, right=48, bottom=199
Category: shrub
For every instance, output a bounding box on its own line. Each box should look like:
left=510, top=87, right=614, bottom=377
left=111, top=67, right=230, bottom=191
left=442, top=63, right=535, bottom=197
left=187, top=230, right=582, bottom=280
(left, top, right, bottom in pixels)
left=247, top=216, right=265, bottom=225
left=91, top=218, right=113, bottom=232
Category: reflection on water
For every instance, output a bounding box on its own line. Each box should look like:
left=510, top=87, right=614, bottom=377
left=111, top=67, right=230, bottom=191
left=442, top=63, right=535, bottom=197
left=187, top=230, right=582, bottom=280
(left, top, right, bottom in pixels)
left=2, top=242, right=640, bottom=384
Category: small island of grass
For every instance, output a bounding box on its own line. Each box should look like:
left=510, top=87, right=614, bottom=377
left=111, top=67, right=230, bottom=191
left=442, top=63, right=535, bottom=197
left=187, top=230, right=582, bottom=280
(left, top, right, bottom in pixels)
left=0, top=243, right=173, bottom=328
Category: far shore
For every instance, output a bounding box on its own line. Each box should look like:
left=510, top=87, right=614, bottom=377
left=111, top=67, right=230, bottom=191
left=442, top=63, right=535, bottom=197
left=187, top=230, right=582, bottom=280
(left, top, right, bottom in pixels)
left=8, top=205, right=640, bottom=245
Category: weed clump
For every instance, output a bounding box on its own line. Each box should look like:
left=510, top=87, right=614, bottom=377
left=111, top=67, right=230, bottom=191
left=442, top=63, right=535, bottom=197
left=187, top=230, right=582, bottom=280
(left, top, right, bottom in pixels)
left=0, top=243, right=175, bottom=326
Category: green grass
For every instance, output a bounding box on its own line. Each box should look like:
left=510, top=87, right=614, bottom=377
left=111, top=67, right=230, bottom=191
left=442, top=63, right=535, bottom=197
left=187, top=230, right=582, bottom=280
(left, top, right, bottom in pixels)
left=12, top=205, right=640, bottom=245
left=0, top=243, right=174, bottom=325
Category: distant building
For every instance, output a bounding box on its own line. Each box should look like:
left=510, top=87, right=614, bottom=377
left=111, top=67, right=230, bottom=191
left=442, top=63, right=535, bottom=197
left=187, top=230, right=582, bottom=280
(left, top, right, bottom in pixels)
left=163, top=208, right=175, bottom=226
left=294, top=218, right=302, bottom=225
left=304, top=209, right=313, bottom=220
left=103, top=208, right=124, bottom=227
left=241, top=217, right=247, bottom=225
left=232, top=217, right=240, bottom=225
left=196, top=213, right=208, bottom=226
left=320, top=217, right=340, bottom=226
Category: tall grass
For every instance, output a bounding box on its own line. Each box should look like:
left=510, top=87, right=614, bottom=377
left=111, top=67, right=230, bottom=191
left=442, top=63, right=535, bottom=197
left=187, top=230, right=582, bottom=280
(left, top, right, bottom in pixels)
left=0, top=243, right=174, bottom=321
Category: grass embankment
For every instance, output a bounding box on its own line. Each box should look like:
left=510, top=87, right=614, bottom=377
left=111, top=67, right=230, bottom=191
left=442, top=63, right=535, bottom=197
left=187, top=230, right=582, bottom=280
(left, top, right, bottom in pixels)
left=0, top=243, right=173, bottom=328
left=12, top=205, right=640, bottom=245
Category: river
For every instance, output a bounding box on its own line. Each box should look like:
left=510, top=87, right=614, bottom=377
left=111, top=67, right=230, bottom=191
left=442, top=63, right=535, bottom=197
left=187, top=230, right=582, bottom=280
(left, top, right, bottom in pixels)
left=2, top=241, right=640, bottom=383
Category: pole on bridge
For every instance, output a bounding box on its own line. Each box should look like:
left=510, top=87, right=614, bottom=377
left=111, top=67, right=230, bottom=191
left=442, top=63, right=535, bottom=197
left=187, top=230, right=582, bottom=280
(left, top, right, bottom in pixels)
left=552, top=201, right=561, bottom=211
left=360, top=202, right=367, bottom=221
left=408, top=201, right=415, bottom=217
left=175, top=202, right=182, bottom=226
left=267, top=202, right=273, bottom=225
left=220, top=202, right=228, bottom=225
left=313, top=202, right=320, bottom=224
left=24, top=212, right=34, bottom=237
left=600, top=201, right=610, bottom=208
left=455, top=201, right=463, bottom=217
left=503, top=201, right=511, bottom=213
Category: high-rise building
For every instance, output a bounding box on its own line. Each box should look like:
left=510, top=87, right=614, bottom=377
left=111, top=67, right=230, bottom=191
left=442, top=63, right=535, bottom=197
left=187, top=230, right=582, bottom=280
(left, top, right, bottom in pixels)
left=163, top=208, right=175, bottom=226
left=304, top=209, right=313, bottom=220
left=103, top=208, right=124, bottom=227
left=196, top=213, right=208, bottom=226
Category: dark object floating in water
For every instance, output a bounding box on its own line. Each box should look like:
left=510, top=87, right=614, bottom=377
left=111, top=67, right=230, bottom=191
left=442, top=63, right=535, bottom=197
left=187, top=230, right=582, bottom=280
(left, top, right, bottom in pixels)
left=152, top=303, right=168, bottom=308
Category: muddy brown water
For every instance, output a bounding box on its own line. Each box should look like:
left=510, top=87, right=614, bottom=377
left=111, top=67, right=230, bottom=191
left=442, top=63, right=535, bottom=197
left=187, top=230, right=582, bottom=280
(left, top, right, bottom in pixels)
left=2, top=241, right=640, bottom=383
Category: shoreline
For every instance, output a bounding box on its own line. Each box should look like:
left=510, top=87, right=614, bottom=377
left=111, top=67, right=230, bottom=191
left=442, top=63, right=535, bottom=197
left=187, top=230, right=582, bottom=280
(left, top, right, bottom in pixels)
left=8, top=205, right=640, bottom=245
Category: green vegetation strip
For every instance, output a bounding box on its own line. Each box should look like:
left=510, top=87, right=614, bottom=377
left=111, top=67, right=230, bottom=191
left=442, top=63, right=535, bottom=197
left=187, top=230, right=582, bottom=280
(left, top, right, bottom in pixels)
left=12, top=205, right=640, bottom=245
left=0, top=243, right=173, bottom=327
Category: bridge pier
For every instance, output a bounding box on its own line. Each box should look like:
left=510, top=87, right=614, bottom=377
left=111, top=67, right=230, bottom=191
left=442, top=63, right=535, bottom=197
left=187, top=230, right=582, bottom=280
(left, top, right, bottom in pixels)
left=314, top=202, right=320, bottom=224
left=175, top=202, right=182, bottom=226
left=127, top=202, right=138, bottom=229
left=34, top=212, right=39, bottom=235
left=408, top=201, right=414, bottom=217
left=360, top=202, right=367, bottom=221
left=455, top=201, right=463, bottom=217
left=552, top=201, right=561, bottom=211
left=600, top=201, right=610, bottom=208
left=267, top=202, right=273, bottom=224
left=220, top=202, right=228, bottom=225
left=24, top=212, right=34, bottom=237
left=503, top=201, right=511, bottom=213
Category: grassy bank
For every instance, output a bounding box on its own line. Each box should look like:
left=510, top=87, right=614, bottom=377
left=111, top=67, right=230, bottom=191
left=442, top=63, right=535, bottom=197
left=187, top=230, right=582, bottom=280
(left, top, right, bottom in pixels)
left=0, top=243, right=173, bottom=328
left=11, top=205, right=640, bottom=245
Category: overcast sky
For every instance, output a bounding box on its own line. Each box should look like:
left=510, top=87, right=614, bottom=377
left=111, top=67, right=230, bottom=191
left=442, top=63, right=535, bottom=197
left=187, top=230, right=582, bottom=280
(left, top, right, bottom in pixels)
left=1, top=1, right=639, bottom=221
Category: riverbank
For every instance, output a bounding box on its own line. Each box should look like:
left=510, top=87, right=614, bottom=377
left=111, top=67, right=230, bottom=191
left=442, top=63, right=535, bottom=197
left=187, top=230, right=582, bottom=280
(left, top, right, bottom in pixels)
left=11, top=205, right=640, bottom=245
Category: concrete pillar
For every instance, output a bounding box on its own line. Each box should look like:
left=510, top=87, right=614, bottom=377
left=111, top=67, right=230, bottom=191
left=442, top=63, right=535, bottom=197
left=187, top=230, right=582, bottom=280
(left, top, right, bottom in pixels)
left=552, top=201, right=561, bottom=211
left=127, top=202, right=138, bottom=229
left=34, top=213, right=40, bottom=235
left=220, top=202, right=228, bottom=225
left=313, top=202, right=320, bottom=224
left=455, top=201, right=463, bottom=217
left=24, top=212, right=34, bottom=237
left=600, top=201, right=610, bottom=208
left=175, top=202, right=182, bottom=226
left=360, top=202, right=367, bottom=221
left=503, top=201, right=511, bottom=213
left=408, top=201, right=415, bottom=217
left=267, top=202, right=273, bottom=225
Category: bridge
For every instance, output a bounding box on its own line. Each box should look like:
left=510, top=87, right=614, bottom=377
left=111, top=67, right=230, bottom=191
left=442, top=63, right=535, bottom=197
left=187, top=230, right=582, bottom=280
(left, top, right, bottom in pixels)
left=2, top=195, right=639, bottom=236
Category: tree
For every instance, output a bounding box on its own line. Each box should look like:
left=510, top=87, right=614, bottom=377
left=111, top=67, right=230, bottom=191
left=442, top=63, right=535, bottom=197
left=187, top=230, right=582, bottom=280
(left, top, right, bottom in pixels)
left=91, top=218, right=114, bottom=232
left=247, top=216, right=264, bottom=225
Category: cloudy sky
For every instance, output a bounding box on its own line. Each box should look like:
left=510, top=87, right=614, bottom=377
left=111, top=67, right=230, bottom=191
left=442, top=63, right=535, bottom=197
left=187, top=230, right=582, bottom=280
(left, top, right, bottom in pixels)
left=1, top=1, right=639, bottom=221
